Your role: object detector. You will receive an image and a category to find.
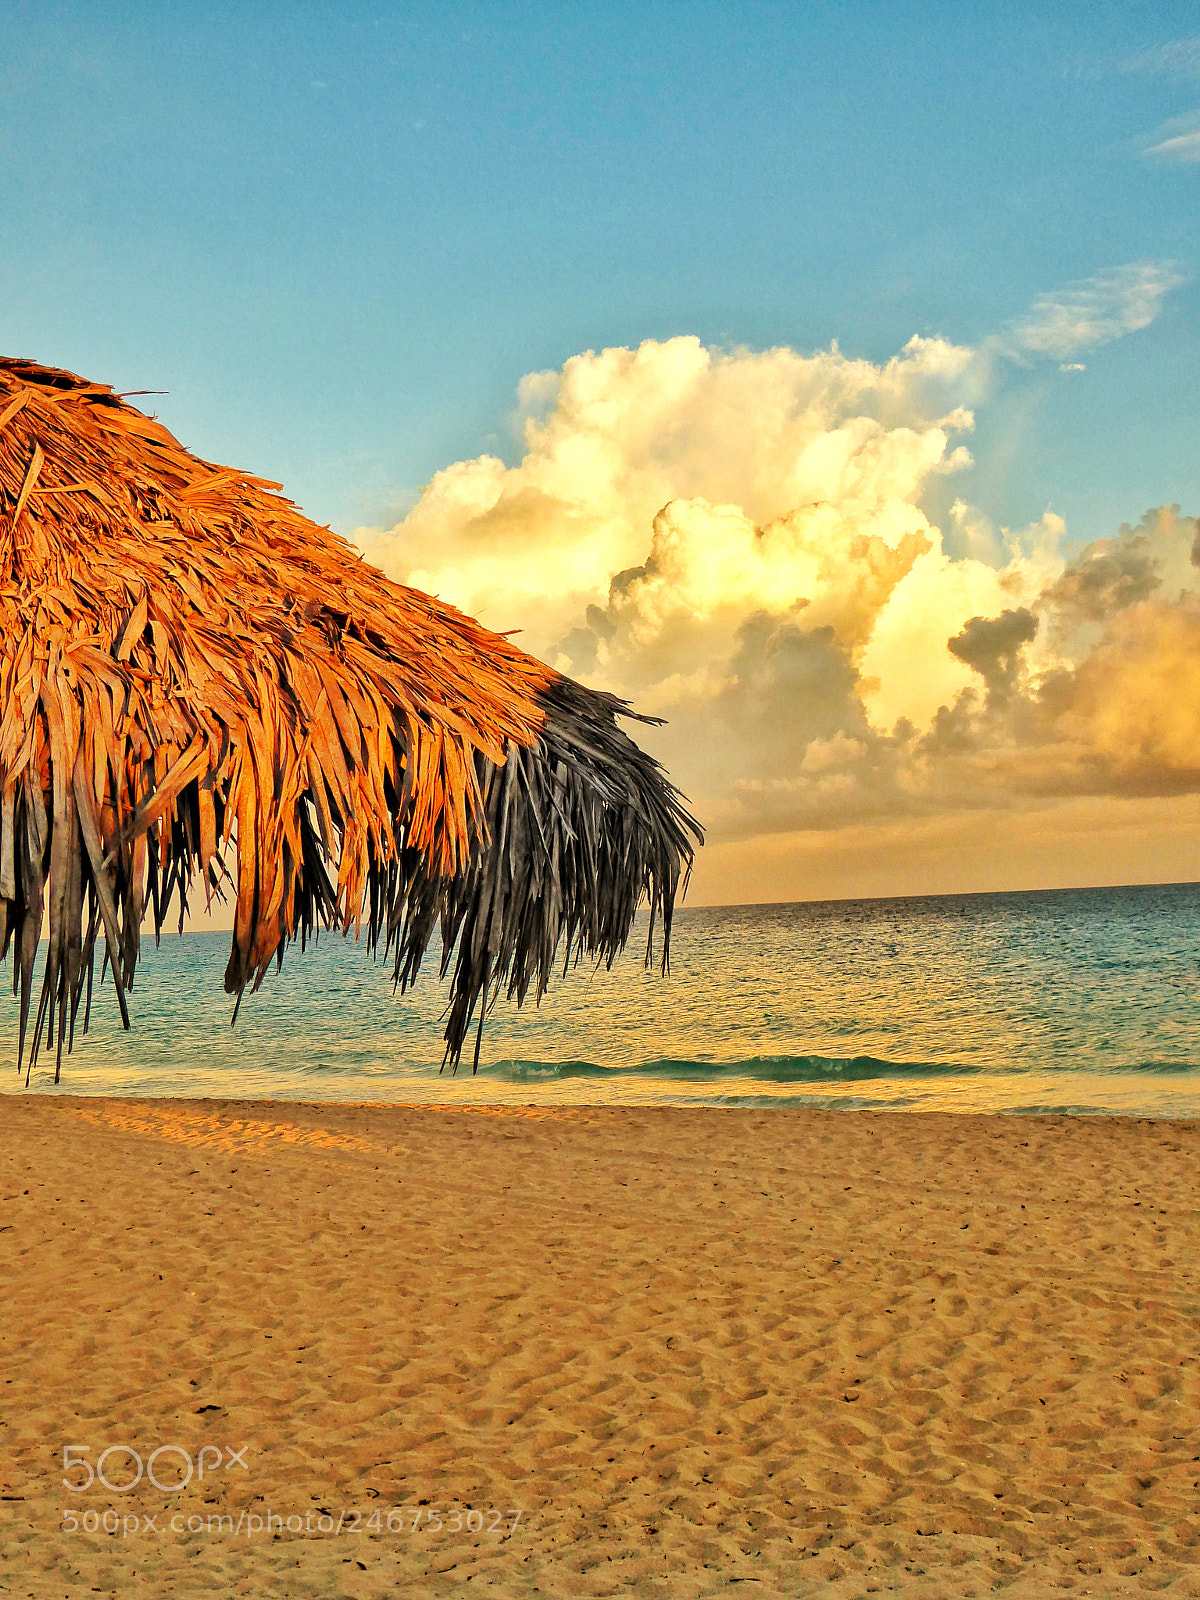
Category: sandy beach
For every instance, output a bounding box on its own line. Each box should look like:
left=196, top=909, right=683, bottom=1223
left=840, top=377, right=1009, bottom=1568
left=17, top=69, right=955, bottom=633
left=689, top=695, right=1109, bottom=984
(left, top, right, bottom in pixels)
left=0, top=1097, right=1197, bottom=1598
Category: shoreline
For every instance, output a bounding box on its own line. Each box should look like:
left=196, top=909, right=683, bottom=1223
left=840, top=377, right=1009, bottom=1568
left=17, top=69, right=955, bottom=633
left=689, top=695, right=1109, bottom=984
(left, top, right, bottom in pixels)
left=4, top=1079, right=1200, bottom=1121
left=2, top=1097, right=1198, bottom=1597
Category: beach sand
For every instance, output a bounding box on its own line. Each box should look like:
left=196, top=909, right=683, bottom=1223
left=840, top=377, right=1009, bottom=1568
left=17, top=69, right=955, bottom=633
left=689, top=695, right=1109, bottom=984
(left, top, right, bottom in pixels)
left=0, top=1098, right=1197, bottom=1598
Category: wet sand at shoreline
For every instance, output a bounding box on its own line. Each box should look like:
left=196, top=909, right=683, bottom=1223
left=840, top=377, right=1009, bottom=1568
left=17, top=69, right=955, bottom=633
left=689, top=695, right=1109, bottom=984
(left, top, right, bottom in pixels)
left=1, top=1097, right=1198, bottom=1597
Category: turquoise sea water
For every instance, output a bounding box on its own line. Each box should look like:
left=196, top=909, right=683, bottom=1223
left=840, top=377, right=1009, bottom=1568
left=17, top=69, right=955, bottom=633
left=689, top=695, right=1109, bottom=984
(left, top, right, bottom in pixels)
left=2, top=881, right=1198, bottom=1116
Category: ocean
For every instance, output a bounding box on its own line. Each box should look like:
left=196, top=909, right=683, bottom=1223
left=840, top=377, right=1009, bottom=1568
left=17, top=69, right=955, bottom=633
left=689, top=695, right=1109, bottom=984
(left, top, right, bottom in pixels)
left=2, top=880, right=1198, bottom=1116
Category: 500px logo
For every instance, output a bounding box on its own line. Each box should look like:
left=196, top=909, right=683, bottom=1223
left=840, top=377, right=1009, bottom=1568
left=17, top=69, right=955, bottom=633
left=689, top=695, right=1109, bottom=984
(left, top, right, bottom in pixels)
left=63, top=1445, right=249, bottom=1494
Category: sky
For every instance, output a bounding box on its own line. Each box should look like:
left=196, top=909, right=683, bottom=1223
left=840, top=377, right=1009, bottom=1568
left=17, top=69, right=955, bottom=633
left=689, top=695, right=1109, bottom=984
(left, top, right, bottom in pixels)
left=3, top=1, right=1199, bottom=904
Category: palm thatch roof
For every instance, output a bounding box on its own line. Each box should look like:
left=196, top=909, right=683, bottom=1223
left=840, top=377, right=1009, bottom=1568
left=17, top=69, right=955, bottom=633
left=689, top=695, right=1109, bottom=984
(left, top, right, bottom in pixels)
left=0, top=357, right=701, bottom=1082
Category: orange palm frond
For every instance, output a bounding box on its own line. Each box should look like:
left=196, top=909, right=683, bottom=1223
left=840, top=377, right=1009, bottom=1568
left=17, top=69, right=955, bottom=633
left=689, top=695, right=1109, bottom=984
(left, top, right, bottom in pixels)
left=0, top=358, right=701, bottom=1080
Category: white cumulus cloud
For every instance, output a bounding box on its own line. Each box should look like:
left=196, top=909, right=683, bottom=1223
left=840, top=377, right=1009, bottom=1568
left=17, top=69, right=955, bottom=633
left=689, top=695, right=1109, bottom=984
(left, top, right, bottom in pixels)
left=356, top=336, right=1200, bottom=850
left=360, top=334, right=977, bottom=657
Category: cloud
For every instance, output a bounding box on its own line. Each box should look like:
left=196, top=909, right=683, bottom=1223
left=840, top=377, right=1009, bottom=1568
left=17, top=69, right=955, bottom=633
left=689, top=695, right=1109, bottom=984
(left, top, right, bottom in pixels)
left=362, top=334, right=977, bottom=655
left=1061, top=598, right=1200, bottom=778
left=1123, top=37, right=1200, bottom=79
left=356, top=340, right=1200, bottom=867
left=1004, top=263, right=1187, bottom=359
left=1141, top=111, right=1200, bottom=164
left=947, top=608, right=1039, bottom=703
left=1040, top=522, right=1163, bottom=623
left=922, top=508, right=1200, bottom=804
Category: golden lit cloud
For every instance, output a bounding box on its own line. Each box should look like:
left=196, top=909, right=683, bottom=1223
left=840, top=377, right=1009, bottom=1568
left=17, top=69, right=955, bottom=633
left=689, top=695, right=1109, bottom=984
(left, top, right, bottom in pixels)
left=357, top=338, right=1200, bottom=897
left=362, top=334, right=977, bottom=657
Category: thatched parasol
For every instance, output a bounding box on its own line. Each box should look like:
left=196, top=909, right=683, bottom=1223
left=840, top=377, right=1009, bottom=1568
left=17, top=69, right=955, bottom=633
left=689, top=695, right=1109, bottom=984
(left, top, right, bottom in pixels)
left=0, top=358, right=700, bottom=1082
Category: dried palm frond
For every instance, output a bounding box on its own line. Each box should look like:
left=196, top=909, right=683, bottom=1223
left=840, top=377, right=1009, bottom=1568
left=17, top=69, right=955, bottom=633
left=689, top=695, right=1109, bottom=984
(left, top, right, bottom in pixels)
left=0, top=358, right=701, bottom=1081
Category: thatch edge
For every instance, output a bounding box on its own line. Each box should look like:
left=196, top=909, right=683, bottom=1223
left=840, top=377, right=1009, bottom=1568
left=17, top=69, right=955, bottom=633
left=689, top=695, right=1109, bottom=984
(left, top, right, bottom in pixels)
left=0, top=355, right=703, bottom=1078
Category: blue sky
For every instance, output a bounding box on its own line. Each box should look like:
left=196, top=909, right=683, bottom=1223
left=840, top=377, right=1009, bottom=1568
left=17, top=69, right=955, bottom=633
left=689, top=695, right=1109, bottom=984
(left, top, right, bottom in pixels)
left=2, top=1, right=1197, bottom=545
left=5, top=2, right=1200, bottom=901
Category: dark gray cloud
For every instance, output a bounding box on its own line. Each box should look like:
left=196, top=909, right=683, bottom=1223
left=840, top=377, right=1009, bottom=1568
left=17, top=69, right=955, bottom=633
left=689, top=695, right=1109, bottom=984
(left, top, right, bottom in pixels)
left=637, top=507, right=1200, bottom=839
left=719, top=616, right=871, bottom=756
left=1043, top=531, right=1161, bottom=621
left=947, top=608, right=1039, bottom=701
left=638, top=614, right=919, bottom=839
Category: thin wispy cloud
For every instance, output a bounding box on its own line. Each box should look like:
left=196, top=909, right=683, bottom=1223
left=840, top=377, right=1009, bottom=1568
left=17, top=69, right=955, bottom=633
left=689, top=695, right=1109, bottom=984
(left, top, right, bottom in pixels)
left=1141, top=111, right=1200, bottom=164
left=1065, top=34, right=1200, bottom=82
left=1005, top=262, right=1186, bottom=360
left=1123, top=36, right=1200, bottom=79
left=1125, top=37, right=1200, bottom=166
